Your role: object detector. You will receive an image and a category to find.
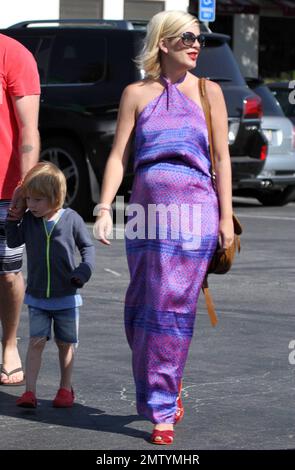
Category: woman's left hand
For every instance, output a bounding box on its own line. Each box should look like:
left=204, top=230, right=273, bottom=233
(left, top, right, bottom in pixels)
left=218, top=217, right=234, bottom=250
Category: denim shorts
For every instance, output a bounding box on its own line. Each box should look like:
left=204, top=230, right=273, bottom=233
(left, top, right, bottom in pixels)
left=28, top=306, right=79, bottom=344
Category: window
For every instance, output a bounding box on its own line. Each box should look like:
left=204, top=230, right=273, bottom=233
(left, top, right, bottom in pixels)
left=260, top=17, right=295, bottom=80
left=10, top=36, right=50, bottom=85
left=271, top=88, right=295, bottom=120
left=48, top=34, right=106, bottom=84
left=14, top=36, right=40, bottom=55
left=194, top=39, right=245, bottom=85
left=60, top=0, right=103, bottom=19
left=35, top=38, right=52, bottom=84
left=252, top=85, right=284, bottom=117
left=124, top=0, right=164, bottom=20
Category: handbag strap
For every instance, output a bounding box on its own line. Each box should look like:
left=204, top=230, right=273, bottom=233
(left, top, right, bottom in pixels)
left=202, top=278, right=218, bottom=327
left=199, top=78, right=242, bottom=328
left=199, top=77, right=218, bottom=327
left=198, top=77, right=217, bottom=191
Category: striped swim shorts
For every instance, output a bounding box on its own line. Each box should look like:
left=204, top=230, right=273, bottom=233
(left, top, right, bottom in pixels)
left=0, top=200, right=23, bottom=274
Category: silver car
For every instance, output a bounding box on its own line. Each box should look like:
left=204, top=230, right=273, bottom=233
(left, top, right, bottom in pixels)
left=238, top=78, right=295, bottom=206
left=268, top=81, right=295, bottom=126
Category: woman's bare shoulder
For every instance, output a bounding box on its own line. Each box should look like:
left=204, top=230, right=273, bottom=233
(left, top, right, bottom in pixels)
left=118, top=82, right=146, bottom=112
left=124, top=79, right=160, bottom=97
left=205, top=80, right=227, bottom=119
left=205, top=79, right=224, bottom=101
left=123, top=79, right=163, bottom=116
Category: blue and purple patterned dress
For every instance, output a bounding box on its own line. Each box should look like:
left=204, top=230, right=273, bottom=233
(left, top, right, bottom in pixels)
left=124, top=75, right=219, bottom=424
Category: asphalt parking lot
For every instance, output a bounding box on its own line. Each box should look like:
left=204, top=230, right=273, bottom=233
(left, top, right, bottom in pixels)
left=1, top=198, right=295, bottom=450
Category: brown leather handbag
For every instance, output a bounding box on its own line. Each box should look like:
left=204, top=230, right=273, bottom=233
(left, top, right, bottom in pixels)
left=198, top=77, right=243, bottom=326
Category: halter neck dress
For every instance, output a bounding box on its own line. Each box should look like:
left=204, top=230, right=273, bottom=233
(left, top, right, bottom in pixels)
left=124, top=75, right=219, bottom=424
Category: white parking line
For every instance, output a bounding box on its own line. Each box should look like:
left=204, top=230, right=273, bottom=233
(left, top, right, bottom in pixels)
left=104, top=268, right=121, bottom=277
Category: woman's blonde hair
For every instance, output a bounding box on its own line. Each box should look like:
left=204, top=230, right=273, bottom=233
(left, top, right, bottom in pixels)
left=136, top=10, right=199, bottom=80
left=22, top=162, right=67, bottom=210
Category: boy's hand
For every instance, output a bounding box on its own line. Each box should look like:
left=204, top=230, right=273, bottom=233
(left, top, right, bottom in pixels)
left=71, top=277, right=84, bottom=288
left=7, top=186, right=27, bottom=221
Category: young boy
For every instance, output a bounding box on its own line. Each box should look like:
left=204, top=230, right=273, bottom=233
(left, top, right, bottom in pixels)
left=5, top=162, right=95, bottom=408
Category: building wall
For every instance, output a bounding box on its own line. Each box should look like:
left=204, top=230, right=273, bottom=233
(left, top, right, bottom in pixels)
left=124, top=0, right=164, bottom=20
left=124, top=0, right=189, bottom=20
left=60, top=0, right=103, bottom=18
left=0, top=0, right=60, bottom=28
left=0, top=0, right=190, bottom=28
left=233, top=14, right=259, bottom=78
left=103, top=0, right=124, bottom=19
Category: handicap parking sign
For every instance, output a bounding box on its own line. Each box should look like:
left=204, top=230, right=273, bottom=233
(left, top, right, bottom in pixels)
left=199, top=0, right=216, bottom=22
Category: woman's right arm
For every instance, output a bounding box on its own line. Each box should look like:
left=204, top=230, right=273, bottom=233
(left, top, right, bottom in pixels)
left=94, top=83, right=139, bottom=244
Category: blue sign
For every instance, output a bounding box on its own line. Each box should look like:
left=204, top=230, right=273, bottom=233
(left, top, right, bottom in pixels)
left=199, top=0, right=216, bottom=22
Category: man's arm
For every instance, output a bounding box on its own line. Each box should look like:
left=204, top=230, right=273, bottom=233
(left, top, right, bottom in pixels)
left=12, top=94, right=40, bottom=178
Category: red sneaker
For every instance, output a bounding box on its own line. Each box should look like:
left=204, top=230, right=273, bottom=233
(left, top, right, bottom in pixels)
left=53, top=387, right=75, bottom=408
left=16, top=391, right=37, bottom=408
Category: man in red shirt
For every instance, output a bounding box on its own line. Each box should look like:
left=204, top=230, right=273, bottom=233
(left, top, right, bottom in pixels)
left=0, top=33, right=40, bottom=385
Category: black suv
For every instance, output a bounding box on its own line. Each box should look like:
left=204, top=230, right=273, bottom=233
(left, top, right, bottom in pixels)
left=1, top=20, right=266, bottom=216
left=1, top=20, right=145, bottom=216
left=193, top=31, right=267, bottom=189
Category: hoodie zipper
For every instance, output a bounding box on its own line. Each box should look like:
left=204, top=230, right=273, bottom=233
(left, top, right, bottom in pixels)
left=43, top=216, right=60, bottom=298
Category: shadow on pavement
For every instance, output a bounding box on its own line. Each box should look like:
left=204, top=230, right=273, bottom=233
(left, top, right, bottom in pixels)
left=0, top=389, right=149, bottom=442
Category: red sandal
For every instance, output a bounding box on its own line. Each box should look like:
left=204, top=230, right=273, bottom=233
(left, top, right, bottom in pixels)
left=151, top=429, right=174, bottom=445
left=175, top=380, right=184, bottom=424
left=16, top=391, right=37, bottom=408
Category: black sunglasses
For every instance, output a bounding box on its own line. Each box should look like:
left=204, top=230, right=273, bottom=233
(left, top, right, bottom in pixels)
left=167, top=32, right=206, bottom=48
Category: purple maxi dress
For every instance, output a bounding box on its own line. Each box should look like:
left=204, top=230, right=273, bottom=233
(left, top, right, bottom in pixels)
left=124, top=76, right=219, bottom=424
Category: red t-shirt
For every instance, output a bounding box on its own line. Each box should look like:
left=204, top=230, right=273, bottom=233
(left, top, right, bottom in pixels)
left=0, top=33, right=40, bottom=199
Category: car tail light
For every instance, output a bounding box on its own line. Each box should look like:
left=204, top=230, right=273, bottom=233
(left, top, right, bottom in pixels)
left=228, top=120, right=240, bottom=145
left=292, top=126, right=295, bottom=149
left=260, top=144, right=267, bottom=160
left=243, top=96, right=262, bottom=119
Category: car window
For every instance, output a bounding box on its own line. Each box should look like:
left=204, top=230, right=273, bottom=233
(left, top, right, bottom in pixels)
left=5, top=35, right=51, bottom=85
left=12, top=36, right=40, bottom=55
left=48, top=34, right=106, bottom=84
left=193, top=40, right=245, bottom=85
left=270, top=88, right=295, bottom=119
left=252, top=85, right=284, bottom=117
left=35, top=38, right=52, bottom=84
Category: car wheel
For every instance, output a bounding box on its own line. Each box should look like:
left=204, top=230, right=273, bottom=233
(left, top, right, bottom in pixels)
left=257, top=191, right=288, bottom=206
left=40, top=137, right=92, bottom=218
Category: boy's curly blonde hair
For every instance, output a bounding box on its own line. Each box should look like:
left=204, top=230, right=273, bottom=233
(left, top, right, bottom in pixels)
left=22, top=162, right=67, bottom=210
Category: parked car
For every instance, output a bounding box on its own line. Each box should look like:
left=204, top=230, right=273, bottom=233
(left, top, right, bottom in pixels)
left=124, top=29, right=267, bottom=200
left=268, top=81, right=295, bottom=126
left=237, top=78, right=295, bottom=206
left=1, top=20, right=267, bottom=216
left=1, top=20, right=145, bottom=217
left=193, top=32, right=267, bottom=191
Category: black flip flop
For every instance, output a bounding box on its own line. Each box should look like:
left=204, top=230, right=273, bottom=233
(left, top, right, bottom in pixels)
left=0, top=366, right=25, bottom=386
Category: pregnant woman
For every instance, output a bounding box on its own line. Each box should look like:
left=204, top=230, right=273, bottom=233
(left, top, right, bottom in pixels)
left=94, top=10, right=234, bottom=445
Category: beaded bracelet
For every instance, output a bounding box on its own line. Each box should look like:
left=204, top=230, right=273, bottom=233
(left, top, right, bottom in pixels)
left=93, top=204, right=112, bottom=217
